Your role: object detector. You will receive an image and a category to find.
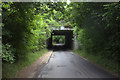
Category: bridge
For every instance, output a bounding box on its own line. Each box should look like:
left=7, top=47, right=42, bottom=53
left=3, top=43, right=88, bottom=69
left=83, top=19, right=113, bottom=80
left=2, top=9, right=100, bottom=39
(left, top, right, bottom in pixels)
left=47, top=26, right=75, bottom=50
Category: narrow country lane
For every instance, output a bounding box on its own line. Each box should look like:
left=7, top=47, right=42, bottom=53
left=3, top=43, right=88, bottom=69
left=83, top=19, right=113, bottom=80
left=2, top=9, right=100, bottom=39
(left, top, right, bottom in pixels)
left=38, top=51, right=117, bottom=78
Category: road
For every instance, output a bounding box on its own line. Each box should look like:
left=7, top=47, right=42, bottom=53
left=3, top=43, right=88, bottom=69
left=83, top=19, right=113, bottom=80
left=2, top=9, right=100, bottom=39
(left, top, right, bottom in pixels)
left=38, top=51, right=117, bottom=78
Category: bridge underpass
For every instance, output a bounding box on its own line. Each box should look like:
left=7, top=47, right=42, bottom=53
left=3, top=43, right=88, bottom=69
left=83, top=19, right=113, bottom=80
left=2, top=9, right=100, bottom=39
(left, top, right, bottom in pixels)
left=47, top=30, right=74, bottom=50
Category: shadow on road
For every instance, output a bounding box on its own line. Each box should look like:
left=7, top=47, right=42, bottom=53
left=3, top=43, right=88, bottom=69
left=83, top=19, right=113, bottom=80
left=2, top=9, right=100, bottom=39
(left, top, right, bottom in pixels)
left=53, top=44, right=71, bottom=51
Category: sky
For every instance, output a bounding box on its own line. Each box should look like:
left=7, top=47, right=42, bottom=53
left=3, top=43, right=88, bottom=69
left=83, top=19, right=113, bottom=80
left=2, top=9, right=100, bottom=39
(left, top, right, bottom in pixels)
left=50, top=0, right=71, bottom=5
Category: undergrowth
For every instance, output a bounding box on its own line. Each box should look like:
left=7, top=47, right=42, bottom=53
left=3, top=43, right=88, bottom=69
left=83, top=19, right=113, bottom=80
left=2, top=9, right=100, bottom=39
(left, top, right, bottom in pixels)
left=2, top=49, right=48, bottom=78
left=73, top=49, right=120, bottom=77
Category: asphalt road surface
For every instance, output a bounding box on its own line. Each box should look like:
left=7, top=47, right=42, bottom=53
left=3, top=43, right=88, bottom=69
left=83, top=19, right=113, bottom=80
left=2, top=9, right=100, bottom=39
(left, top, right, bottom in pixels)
left=38, top=51, right=117, bottom=78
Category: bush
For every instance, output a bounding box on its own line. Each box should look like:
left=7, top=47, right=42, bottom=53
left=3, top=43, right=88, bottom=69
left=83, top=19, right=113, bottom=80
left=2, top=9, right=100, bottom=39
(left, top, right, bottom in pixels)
left=2, top=44, right=15, bottom=63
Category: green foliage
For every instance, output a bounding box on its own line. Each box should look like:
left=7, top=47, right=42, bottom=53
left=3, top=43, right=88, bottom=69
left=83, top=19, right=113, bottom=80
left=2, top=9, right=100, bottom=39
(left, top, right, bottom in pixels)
left=52, top=36, right=65, bottom=45
left=2, top=2, right=48, bottom=62
left=73, top=49, right=120, bottom=75
left=2, top=49, right=48, bottom=78
left=2, top=44, right=15, bottom=63
left=2, top=2, right=68, bottom=63
left=2, top=2, right=120, bottom=76
left=2, top=2, right=37, bottom=60
left=69, top=2, right=120, bottom=63
left=29, top=14, right=50, bottom=51
left=66, top=3, right=120, bottom=76
left=101, top=3, right=120, bottom=61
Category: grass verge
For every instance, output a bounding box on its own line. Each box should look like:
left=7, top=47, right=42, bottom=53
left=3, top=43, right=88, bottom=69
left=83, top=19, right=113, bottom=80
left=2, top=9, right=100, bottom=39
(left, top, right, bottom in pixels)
left=73, top=49, right=120, bottom=77
left=2, top=49, right=48, bottom=78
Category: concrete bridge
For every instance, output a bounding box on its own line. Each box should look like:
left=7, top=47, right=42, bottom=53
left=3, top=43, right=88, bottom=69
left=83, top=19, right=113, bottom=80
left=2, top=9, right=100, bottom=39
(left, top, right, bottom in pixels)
left=47, top=29, right=74, bottom=50
left=46, top=26, right=78, bottom=50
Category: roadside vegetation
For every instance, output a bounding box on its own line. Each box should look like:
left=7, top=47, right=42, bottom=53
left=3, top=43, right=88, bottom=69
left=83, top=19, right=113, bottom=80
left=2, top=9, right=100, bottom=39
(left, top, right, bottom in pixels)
left=1, top=2, right=120, bottom=78
left=1, top=2, right=67, bottom=78
left=70, top=3, right=120, bottom=76
left=73, top=49, right=120, bottom=76
left=52, top=36, right=65, bottom=45
left=2, top=49, right=47, bottom=78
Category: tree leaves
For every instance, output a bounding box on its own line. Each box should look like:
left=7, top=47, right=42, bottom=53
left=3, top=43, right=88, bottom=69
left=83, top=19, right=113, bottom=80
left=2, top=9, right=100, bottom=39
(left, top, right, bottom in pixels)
left=2, top=2, right=68, bottom=63
left=71, top=2, right=120, bottom=62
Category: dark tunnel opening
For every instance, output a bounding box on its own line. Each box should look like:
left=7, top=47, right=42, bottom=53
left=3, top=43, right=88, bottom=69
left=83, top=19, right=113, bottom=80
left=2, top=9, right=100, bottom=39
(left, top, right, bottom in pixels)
left=47, top=30, right=74, bottom=51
